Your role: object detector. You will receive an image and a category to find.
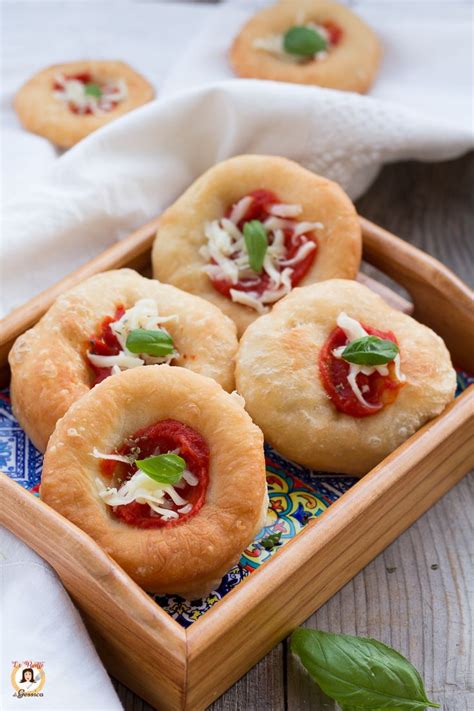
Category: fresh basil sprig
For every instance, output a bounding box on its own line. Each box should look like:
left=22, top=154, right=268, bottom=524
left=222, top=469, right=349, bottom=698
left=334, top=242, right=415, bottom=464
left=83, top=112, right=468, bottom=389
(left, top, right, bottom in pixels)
left=84, top=82, right=102, bottom=98
left=291, top=629, right=440, bottom=710
left=342, top=336, right=399, bottom=366
left=243, top=220, right=268, bottom=274
left=136, top=453, right=185, bottom=485
left=126, top=328, right=175, bottom=357
left=283, top=26, right=328, bottom=57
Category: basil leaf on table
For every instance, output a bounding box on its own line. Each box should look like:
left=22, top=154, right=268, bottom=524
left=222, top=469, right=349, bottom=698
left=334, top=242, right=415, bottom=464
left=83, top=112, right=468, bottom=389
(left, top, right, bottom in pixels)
left=243, top=220, right=268, bottom=274
left=342, top=336, right=399, bottom=366
left=283, top=26, right=328, bottom=56
left=291, top=629, right=440, bottom=710
left=136, top=453, right=185, bottom=485
left=126, top=328, right=175, bottom=357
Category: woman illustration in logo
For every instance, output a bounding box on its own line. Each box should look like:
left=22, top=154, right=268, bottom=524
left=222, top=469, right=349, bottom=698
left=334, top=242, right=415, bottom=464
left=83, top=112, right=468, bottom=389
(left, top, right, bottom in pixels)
left=19, top=668, right=38, bottom=689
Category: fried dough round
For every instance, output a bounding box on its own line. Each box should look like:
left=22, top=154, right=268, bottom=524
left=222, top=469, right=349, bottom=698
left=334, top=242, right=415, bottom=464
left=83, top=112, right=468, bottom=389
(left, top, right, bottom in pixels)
left=40, top=366, right=268, bottom=597
left=152, top=155, right=362, bottom=336
left=9, top=269, right=238, bottom=452
left=14, top=60, right=154, bottom=148
left=230, top=0, right=381, bottom=93
left=235, top=280, right=456, bottom=475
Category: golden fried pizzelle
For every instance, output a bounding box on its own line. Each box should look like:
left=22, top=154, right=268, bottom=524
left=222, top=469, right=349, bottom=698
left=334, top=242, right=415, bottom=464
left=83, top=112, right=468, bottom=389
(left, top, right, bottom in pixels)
left=40, top=366, right=268, bottom=598
left=235, top=280, right=456, bottom=475
left=14, top=60, right=154, bottom=148
left=9, top=269, right=238, bottom=452
left=230, top=0, right=381, bottom=93
left=152, top=155, right=362, bottom=336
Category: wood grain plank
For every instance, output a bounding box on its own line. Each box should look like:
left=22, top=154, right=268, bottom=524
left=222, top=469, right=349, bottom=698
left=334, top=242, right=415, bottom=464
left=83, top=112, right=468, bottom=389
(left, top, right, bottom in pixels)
left=287, top=474, right=473, bottom=711
left=356, top=153, right=474, bottom=289
left=209, top=646, right=285, bottom=711
left=113, top=645, right=286, bottom=711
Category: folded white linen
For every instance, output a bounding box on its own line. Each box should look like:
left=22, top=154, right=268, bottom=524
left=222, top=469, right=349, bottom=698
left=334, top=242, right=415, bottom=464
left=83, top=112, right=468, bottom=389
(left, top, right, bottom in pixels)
left=2, top=79, right=472, bottom=317
left=0, top=527, right=122, bottom=710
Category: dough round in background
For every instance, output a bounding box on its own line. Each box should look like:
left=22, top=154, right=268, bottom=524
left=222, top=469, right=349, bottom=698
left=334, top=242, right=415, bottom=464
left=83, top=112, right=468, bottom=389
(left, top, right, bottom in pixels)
left=40, top=365, right=268, bottom=598
left=9, top=269, right=238, bottom=452
left=235, top=279, right=456, bottom=475
left=152, top=154, right=362, bottom=336
left=230, top=0, right=381, bottom=93
left=14, top=60, right=154, bottom=148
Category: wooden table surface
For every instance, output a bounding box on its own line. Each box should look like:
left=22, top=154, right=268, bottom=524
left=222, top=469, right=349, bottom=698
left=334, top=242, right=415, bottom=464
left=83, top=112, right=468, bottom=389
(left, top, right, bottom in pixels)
left=112, top=143, right=473, bottom=709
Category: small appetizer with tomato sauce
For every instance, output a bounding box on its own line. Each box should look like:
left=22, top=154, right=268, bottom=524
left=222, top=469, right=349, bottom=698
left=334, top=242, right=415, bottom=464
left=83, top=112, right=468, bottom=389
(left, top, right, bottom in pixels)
left=9, top=269, right=237, bottom=452
left=14, top=60, right=154, bottom=148
left=229, top=0, right=381, bottom=93
left=152, top=155, right=361, bottom=336
left=40, top=366, right=268, bottom=598
left=235, top=280, right=456, bottom=475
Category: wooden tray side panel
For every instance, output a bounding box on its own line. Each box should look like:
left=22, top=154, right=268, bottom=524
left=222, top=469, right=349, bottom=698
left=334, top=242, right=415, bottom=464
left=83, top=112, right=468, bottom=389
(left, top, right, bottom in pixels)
left=185, top=390, right=474, bottom=710
left=0, top=474, right=187, bottom=711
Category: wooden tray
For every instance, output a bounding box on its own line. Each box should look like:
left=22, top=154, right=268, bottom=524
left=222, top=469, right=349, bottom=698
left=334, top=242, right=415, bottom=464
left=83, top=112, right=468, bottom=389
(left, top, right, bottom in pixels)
left=0, top=217, right=473, bottom=711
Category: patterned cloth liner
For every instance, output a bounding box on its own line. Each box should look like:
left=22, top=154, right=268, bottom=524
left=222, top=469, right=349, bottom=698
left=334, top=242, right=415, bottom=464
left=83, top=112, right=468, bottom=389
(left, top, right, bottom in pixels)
left=1, top=370, right=472, bottom=628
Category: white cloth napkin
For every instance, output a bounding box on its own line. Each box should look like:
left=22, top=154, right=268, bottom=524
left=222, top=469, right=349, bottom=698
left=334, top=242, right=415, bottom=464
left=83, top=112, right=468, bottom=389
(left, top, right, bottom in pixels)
left=2, top=77, right=472, bottom=316
left=0, top=527, right=122, bottom=710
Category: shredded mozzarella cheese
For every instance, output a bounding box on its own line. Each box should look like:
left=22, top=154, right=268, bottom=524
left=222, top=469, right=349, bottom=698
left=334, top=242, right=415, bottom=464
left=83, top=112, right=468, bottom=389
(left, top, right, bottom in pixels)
left=332, top=312, right=405, bottom=408
left=87, top=299, right=179, bottom=374
left=229, top=196, right=254, bottom=224
left=201, top=199, right=320, bottom=312
left=53, top=75, right=128, bottom=116
left=229, top=289, right=267, bottom=313
left=268, top=203, right=303, bottom=218
left=95, top=453, right=198, bottom=520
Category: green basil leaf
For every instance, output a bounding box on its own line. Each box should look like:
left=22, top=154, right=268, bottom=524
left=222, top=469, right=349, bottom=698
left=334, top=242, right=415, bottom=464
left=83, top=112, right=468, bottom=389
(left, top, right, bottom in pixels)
left=126, top=328, right=175, bottom=357
left=342, top=336, right=399, bottom=365
left=84, top=82, right=102, bottom=97
left=243, top=220, right=268, bottom=273
left=291, top=629, right=440, bottom=710
left=283, top=26, right=328, bottom=56
left=136, top=453, right=185, bottom=485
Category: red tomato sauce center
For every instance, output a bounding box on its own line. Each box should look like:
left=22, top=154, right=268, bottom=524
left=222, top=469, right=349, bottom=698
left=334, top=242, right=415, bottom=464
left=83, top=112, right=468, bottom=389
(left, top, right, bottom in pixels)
left=87, top=305, right=125, bottom=386
left=319, top=324, right=403, bottom=417
left=209, top=189, right=317, bottom=300
left=100, top=419, right=209, bottom=529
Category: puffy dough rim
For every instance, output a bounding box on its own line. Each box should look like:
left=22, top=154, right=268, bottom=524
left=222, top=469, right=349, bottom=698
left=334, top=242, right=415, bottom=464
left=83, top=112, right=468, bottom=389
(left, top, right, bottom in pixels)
left=152, top=154, right=362, bottom=336
left=229, top=0, right=382, bottom=93
left=8, top=269, right=238, bottom=453
left=235, top=279, right=457, bottom=475
left=40, top=365, right=268, bottom=598
left=14, top=60, right=155, bottom=148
